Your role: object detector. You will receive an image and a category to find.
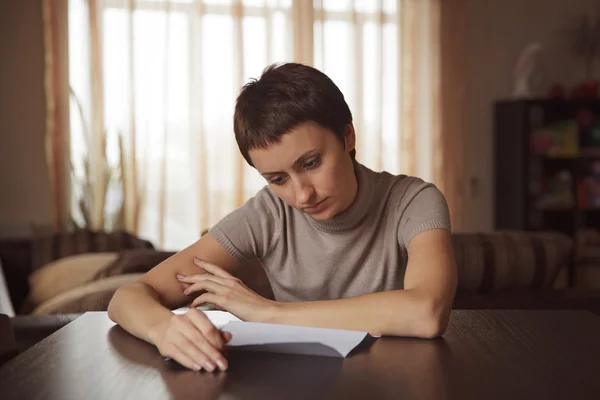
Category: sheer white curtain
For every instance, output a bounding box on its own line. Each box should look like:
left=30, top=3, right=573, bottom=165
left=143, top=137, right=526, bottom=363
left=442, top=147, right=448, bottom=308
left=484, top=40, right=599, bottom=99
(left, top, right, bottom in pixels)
left=60, top=0, right=444, bottom=250
left=313, top=0, right=440, bottom=180
left=68, top=0, right=294, bottom=249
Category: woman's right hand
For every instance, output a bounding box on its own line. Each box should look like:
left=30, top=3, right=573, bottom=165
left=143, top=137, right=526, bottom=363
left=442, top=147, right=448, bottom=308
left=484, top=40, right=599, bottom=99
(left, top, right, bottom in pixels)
left=149, top=308, right=232, bottom=372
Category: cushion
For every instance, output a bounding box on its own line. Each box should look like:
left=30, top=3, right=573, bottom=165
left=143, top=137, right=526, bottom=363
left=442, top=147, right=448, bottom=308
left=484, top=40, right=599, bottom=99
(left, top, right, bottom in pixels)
left=94, top=249, right=274, bottom=299
left=572, top=229, right=600, bottom=289
left=574, top=267, right=600, bottom=289
left=453, top=290, right=600, bottom=315
left=31, top=273, right=144, bottom=315
left=452, top=231, right=573, bottom=293
left=31, top=229, right=154, bottom=272
left=574, top=229, right=600, bottom=265
left=22, top=252, right=119, bottom=313
left=92, top=249, right=176, bottom=280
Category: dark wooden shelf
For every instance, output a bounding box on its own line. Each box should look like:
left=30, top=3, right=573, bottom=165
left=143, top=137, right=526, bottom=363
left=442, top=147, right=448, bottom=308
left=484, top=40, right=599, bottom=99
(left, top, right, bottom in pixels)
left=494, top=98, right=600, bottom=236
left=533, top=154, right=600, bottom=161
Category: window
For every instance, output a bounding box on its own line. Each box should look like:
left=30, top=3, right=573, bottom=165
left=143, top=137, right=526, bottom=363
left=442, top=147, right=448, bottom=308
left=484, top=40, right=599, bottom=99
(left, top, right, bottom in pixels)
left=68, top=0, right=435, bottom=249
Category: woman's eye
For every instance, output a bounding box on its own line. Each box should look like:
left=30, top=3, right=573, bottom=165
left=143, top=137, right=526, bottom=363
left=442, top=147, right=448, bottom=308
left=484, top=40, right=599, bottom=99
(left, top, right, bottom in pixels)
left=304, top=158, right=320, bottom=169
left=270, top=176, right=286, bottom=185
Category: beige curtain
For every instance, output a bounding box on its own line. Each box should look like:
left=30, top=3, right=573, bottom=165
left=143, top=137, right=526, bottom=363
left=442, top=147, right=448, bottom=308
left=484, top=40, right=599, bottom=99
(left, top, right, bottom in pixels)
left=65, top=0, right=297, bottom=250
left=44, top=0, right=466, bottom=249
left=313, top=0, right=438, bottom=180
left=312, top=0, right=466, bottom=229
left=439, top=0, right=467, bottom=231
left=42, top=0, right=70, bottom=232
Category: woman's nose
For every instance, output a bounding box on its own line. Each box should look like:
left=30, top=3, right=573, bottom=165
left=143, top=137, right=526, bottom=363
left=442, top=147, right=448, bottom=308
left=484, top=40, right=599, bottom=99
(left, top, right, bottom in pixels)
left=293, top=178, right=315, bottom=205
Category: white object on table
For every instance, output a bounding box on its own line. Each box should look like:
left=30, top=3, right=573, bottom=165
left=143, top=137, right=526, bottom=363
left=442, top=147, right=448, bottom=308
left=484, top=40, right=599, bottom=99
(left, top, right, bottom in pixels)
left=172, top=307, right=370, bottom=358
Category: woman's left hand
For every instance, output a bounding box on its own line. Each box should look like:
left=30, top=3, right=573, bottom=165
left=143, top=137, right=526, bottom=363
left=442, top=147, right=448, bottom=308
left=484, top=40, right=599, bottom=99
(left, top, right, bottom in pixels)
left=178, top=257, right=280, bottom=322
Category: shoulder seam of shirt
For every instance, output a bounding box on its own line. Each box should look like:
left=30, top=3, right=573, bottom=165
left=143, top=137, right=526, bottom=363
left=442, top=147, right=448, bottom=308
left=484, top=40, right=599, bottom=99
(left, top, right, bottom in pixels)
left=394, top=178, right=438, bottom=248
left=393, top=176, right=431, bottom=218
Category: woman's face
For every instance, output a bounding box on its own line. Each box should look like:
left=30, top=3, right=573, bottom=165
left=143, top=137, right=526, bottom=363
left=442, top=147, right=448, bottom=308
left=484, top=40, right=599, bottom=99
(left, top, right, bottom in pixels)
left=248, top=122, right=358, bottom=221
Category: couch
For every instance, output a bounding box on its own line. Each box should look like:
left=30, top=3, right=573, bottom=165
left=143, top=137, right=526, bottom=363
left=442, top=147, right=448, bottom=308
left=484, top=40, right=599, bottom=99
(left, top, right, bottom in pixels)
left=0, top=229, right=154, bottom=314
left=2, top=228, right=600, bottom=360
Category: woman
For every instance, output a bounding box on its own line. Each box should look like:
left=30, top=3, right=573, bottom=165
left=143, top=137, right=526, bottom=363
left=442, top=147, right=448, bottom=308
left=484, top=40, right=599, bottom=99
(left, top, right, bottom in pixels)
left=108, top=63, right=457, bottom=373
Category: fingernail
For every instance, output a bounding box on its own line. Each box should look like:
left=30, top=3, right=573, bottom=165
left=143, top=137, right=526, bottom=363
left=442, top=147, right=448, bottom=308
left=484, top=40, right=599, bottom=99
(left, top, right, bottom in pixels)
left=193, top=363, right=202, bottom=371
left=193, top=257, right=203, bottom=264
left=216, top=360, right=227, bottom=371
left=177, top=274, right=186, bottom=280
left=204, top=361, right=215, bottom=372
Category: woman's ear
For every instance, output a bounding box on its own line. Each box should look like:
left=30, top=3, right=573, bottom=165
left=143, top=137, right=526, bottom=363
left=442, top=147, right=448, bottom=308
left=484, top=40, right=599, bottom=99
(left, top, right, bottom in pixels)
left=344, top=124, right=356, bottom=152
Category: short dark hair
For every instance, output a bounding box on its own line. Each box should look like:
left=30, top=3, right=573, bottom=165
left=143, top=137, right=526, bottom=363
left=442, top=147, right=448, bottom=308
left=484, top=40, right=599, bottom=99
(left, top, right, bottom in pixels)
left=233, top=62, right=354, bottom=167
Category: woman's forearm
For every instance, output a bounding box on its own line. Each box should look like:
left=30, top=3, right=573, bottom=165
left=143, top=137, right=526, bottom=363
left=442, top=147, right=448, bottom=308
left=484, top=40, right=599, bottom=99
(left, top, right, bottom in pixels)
left=267, top=289, right=450, bottom=338
left=107, top=282, right=175, bottom=344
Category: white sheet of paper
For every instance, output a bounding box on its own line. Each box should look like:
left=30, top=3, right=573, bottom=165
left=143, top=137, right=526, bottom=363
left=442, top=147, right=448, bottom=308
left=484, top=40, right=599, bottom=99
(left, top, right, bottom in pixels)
left=172, top=307, right=242, bottom=328
left=171, top=308, right=369, bottom=358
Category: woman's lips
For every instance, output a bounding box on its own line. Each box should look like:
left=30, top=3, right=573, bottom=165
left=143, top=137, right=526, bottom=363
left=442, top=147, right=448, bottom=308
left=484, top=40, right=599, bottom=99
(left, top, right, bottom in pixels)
left=302, top=198, right=329, bottom=214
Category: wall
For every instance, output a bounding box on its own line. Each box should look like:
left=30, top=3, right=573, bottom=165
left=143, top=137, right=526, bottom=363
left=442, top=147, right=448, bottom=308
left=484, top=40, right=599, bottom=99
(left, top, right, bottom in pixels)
left=0, top=0, right=52, bottom=238
left=463, top=0, right=600, bottom=232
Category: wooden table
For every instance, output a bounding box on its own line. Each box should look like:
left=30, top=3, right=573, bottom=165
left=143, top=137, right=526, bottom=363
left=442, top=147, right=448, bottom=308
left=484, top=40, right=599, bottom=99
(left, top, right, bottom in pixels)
left=1, top=310, right=600, bottom=399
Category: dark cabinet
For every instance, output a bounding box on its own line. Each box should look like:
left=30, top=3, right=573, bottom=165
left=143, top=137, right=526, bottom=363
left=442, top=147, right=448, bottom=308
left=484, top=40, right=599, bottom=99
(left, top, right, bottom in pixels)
left=494, top=99, right=600, bottom=235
